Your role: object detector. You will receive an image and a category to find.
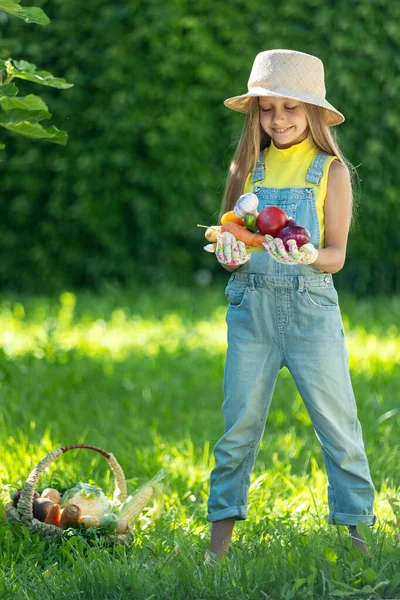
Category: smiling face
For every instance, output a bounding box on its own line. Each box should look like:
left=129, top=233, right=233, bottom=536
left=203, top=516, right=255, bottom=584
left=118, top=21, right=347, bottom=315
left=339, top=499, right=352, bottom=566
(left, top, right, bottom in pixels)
left=258, top=96, right=309, bottom=149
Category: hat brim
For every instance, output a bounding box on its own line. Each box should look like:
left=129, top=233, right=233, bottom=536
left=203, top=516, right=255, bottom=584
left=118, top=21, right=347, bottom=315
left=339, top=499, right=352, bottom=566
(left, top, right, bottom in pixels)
left=224, top=87, right=345, bottom=126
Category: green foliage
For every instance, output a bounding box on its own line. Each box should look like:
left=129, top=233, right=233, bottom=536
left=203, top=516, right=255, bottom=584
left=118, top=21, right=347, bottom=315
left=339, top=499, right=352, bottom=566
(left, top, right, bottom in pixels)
left=0, top=288, right=400, bottom=598
left=0, top=0, right=49, bottom=24
left=0, top=0, right=399, bottom=293
left=0, top=4, right=73, bottom=149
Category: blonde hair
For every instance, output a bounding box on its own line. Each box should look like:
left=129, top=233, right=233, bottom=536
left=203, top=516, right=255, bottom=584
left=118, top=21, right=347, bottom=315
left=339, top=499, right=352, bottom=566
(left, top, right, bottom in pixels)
left=220, top=98, right=359, bottom=224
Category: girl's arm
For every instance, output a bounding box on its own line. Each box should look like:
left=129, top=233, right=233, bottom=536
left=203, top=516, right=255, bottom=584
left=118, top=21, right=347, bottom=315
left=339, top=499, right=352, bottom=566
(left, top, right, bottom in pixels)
left=311, top=160, right=352, bottom=274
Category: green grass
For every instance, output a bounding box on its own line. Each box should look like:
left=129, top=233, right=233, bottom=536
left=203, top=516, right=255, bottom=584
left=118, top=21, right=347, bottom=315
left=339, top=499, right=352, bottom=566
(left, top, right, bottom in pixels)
left=0, top=284, right=400, bottom=599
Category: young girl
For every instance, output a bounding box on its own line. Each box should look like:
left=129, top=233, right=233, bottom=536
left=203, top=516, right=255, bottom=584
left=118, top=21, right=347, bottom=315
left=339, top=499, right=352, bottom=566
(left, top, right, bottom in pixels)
left=206, top=49, right=376, bottom=558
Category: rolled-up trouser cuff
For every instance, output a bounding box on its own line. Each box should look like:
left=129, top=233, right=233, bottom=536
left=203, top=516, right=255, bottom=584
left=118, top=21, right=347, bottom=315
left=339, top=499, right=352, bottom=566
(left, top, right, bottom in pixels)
left=328, top=511, right=377, bottom=526
left=206, top=506, right=247, bottom=522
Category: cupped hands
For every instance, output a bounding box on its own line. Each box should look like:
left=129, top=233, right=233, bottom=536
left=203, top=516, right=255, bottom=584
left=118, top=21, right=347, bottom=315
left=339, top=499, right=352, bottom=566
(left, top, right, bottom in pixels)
left=263, top=235, right=318, bottom=265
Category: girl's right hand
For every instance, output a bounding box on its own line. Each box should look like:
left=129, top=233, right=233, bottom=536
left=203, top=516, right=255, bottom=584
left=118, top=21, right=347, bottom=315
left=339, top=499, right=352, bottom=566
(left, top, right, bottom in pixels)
left=215, top=232, right=250, bottom=267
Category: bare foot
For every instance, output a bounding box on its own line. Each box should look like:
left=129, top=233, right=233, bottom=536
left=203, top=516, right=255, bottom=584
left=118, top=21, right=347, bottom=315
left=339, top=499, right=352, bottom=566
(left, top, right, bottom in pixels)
left=348, top=526, right=369, bottom=553
left=203, top=550, right=219, bottom=568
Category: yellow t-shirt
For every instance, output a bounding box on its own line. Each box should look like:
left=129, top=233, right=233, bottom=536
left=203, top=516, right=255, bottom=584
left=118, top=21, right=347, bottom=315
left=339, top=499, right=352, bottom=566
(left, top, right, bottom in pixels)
left=243, top=136, right=337, bottom=247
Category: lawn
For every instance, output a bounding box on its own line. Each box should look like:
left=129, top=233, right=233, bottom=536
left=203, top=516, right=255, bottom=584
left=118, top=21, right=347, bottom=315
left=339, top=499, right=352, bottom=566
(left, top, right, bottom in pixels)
left=0, top=283, right=399, bottom=599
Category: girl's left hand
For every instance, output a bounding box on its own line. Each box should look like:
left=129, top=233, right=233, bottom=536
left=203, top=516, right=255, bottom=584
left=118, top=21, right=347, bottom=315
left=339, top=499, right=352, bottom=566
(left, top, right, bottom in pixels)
left=263, top=235, right=318, bottom=265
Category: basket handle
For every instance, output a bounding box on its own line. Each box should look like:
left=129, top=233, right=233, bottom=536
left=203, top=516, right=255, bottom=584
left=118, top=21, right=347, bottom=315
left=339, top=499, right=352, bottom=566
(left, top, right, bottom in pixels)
left=17, top=444, right=128, bottom=524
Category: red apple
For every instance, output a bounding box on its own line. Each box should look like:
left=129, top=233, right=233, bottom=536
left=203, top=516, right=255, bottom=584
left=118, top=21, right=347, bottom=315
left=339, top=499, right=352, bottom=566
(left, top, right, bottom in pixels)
left=256, top=206, right=289, bottom=236
left=277, top=218, right=311, bottom=250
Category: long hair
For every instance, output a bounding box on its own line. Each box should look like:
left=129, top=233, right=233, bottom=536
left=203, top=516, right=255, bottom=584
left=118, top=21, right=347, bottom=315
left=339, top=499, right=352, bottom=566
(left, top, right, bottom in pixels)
left=220, top=99, right=359, bottom=224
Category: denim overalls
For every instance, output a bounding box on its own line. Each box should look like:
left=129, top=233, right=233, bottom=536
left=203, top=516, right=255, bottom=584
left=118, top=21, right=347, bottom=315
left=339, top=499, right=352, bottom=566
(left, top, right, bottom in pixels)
left=207, top=149, right=376, bottom=526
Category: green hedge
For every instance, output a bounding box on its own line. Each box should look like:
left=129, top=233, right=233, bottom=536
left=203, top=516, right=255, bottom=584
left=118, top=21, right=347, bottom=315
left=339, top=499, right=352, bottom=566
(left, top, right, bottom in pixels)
left=0, top=0, right=398, bottom=293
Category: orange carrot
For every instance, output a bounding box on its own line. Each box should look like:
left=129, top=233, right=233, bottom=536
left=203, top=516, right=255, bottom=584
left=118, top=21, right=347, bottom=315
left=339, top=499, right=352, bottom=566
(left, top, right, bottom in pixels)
left=59, top=504, right=82, bottom=528
left=221, top=222, right=265, bottom=247
left=44, top=503, right=61, bottom=527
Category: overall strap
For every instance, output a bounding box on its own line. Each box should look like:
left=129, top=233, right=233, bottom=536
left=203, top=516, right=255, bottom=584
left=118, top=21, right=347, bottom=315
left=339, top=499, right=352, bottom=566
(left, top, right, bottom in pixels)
left=251, top=149, right=266, bottom=184
left=306, top=151, right=330, bottom=185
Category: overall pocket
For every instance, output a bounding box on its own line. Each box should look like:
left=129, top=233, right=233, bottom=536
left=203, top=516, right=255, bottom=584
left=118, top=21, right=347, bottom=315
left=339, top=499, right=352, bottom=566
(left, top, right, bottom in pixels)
left=225, top=283, right=250, bottom=309
left=304, top=285, right=339, bottom=311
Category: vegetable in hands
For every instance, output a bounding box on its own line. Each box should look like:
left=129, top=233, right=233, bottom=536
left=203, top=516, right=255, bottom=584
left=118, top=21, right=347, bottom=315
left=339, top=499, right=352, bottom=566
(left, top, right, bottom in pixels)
left=205, top=226, right=221, bottom=243
left=256, top=206, right=289, bottom=236
left=221, top=222, right=265, bottom=247
left=220, top=211, right=244, bottom=225
left=234, top=193, right=259, bottom=218
left=244, top=213, right=257, bottom=232
left=276, top=218, right=311, bottom=250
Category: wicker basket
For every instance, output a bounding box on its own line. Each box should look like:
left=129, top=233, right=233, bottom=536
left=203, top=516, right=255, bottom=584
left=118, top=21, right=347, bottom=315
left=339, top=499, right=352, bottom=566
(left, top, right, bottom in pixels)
left=4, top=444, right=128, bottom=539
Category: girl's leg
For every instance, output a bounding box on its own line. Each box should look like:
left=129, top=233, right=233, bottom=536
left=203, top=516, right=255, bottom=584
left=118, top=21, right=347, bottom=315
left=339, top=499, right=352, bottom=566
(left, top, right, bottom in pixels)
left=207, top=281, right=282, bottom=524
left=349, top=525, right=369, bottom=553
left=207, top=334, right=281, bottom=523
left=286, top=303, right=376, bottom=530
left=208, top=517, right=236, bottom=558
left=287, top=343, right=376, bottom=528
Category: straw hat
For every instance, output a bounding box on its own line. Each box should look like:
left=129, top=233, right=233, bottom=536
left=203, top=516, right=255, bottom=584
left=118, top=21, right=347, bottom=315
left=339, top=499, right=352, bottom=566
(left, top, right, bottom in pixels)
left=224, top=49, right=344, bottom=126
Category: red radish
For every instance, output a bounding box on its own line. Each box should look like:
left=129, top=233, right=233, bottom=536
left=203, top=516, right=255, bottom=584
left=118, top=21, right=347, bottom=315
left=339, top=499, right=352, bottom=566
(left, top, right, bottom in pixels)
left=256, top=206, right=289, bottom=236
left=277, top=218, right=311, bottom=250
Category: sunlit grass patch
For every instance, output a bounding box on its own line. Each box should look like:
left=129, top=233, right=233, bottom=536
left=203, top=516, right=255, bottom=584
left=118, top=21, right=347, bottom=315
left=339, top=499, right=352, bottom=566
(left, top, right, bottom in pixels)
left=0, top=291, right=228, bottom=360
left=1, top=292, right=399, bottom=376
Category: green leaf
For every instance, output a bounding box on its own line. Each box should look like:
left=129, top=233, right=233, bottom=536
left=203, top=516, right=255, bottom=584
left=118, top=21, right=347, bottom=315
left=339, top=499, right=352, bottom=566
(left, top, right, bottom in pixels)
left=1, top=121, right=68, bottom=144
left=0, top=93, right=48, bottom=112
left=0, top=141, right=5, bottom=149
left=0, top=108, right=50, bottom=125
left=0, top=0, right=50, bottom=24
left=0, top=83, right=18, bottom=97
left=6, top=60, right=73, bottom=89
left=362, top=568, right=377, bottom=585
left=324, top=548, right=338, bottom=563
left=388, top=573, right=400, bottom=595
left=0, top=95, right=50, bottom=125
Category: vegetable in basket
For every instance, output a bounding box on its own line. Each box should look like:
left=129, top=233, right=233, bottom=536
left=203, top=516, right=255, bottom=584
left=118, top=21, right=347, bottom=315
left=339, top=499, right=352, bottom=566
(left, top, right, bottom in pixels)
left=12, top=489, right=39, bottom=508
left=45, top=503, right=61, bottom=526
left=60, top=503, right=81, bottom=527
left=117, top=469, right=165, bottom=527
left=41, top=487, right=61, bottom=504
left=33, top=498, right=54, bottom=521
left=61, top=482, right=111, bottom=517
left=99, top=513, right=119, bottom=533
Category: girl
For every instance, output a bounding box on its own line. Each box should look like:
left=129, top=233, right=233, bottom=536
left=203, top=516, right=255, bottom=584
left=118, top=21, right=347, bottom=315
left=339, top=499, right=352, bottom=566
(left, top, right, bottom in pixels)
left=206, top=49, right=376, bottom=559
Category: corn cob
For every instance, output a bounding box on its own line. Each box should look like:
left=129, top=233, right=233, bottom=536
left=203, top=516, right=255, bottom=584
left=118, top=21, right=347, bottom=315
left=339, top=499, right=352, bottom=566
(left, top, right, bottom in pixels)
left=118, top=469, right=164, bottom=525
